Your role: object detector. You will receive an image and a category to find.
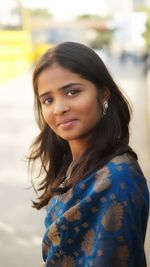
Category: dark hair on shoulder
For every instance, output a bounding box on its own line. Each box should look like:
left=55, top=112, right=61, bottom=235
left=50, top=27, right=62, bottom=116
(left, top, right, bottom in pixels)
left=29, top=41, right=137, bottom=209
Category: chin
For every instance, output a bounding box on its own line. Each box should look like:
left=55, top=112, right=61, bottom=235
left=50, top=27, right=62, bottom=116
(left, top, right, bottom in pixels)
left=59, top=132, right=89, bottom=142
left=60, top=135, right=78, bottom=141
left=57, top=132, right=79, bottom=141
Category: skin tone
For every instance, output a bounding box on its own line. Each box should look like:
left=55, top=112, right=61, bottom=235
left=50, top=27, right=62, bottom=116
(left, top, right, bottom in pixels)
left=37, top=63, right=109, bottom=160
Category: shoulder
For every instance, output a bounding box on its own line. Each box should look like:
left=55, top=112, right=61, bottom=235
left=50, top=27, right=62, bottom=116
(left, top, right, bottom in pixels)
left=94, top=153, right=149, bottom=213
left=95, top=153, right=148, bottom=196
left=106, top=153, right=145, bottom=182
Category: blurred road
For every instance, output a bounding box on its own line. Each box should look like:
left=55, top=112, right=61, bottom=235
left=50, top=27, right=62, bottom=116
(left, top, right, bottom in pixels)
left=0, top=58, right=150, bottom=267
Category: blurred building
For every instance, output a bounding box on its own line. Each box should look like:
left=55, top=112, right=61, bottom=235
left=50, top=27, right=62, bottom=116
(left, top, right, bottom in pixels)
left=107, top=0, right=133, bottom=16
left=103, top=0, right=148, bottom=59
left=0, top=0, right=22, bottom=29
left=132, top=0, right=149, bottom=7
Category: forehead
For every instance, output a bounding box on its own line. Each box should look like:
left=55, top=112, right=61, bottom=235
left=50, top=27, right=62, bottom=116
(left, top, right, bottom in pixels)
left=39, top=63, right=77, bottom=81
left=37, top=63, right=87, bottom=94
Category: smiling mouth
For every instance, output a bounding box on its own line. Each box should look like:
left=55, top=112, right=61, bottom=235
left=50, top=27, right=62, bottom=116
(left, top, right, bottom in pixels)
left=58, top=119, right=77, bottom=129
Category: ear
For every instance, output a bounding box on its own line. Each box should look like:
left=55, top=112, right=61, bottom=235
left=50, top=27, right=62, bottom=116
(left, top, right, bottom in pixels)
left=102, top=87, right=110, bottom=102
left=97, top=87, right=110, bottom=105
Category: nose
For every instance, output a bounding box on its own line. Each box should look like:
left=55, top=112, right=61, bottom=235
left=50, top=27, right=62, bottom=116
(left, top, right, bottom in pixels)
left=53, top=100, right=70, bottom=115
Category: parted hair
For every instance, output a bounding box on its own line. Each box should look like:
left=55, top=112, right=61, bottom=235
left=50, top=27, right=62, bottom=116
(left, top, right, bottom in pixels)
left=29, top=41, right=137, bottom=209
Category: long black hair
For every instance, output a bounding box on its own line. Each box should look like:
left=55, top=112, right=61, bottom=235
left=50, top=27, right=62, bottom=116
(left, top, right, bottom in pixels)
left=29, top=41, right=137, bottom=209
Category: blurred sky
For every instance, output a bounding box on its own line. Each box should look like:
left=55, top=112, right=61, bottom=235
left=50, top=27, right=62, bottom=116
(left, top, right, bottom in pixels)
left=22, top=0, right=108, bottom=20
left=2, top=0, right=150, bottom=23
left=0, top=0, right=133, bottom=21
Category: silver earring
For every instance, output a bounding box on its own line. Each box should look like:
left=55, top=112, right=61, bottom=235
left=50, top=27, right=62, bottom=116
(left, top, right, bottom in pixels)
left=103, top=101, right=108, bottom=115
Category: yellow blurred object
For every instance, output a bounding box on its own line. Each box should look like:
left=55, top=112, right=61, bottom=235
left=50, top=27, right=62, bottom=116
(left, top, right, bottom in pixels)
left=0, top=30, right=31, bottom=44
left=33, top=43, right=54, bottom=62
left=0, top=30, right=34, bottom=84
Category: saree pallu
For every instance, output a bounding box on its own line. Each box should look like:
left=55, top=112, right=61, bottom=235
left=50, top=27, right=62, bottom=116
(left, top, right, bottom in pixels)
left=42, top=154, right=149, bottom=267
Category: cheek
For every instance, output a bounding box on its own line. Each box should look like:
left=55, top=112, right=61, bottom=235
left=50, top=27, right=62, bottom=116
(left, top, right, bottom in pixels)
left=81, top=98, right=102, bottom=120
left=89, top=107, right=102, bottom=125
left=42, top=109, right=53, bottom=126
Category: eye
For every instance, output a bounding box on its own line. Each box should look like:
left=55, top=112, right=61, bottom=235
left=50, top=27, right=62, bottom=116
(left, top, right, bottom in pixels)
left=67, top=89, right=80, bottom=96
left=42, top=97, right=52, bottom=105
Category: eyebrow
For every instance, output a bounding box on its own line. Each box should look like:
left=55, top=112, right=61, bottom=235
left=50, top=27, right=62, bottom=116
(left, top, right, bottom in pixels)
left=39, top=82, right=83, bottom=99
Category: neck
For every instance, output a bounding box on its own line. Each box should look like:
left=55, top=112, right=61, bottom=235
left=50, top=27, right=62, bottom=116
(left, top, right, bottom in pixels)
left=68, top=138, right=90, bottom=160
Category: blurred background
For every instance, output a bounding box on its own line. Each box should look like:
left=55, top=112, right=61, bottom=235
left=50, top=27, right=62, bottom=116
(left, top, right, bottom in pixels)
left=0, top=0, right=150, bottom=266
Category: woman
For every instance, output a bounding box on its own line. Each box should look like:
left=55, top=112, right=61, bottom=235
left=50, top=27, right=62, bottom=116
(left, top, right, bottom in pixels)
left=29, top=42, right=149, bottom=267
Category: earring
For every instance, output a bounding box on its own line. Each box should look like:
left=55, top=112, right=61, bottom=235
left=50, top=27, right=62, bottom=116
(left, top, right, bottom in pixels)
left=103, top=101, right=108, bottom=115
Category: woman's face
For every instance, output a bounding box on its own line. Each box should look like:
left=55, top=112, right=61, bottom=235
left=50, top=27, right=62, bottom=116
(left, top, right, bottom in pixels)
left=37, top=63, right=103, bottom=143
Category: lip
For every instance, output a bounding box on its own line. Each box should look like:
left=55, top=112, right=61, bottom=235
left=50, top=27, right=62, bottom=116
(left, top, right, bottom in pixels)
left=57, top=119, right=77, bottom=129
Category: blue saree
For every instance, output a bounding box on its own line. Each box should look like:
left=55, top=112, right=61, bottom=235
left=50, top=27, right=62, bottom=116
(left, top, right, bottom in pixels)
left=42, top=153, right=149, bottom=267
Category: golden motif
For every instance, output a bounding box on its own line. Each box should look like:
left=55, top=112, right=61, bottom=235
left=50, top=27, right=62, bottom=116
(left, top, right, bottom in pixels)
left=86, top=197, right=92, bottom=203
left=64, top=205, right=81, bottom=222
left=96, top=166, right=110, bottom=180
left=111, top=154, right=130, bottom=164
left=90, top=207, right=98, bottom=213
left=97, top=249, right=104, bottom=256
left=80, top=183, right=87, bottom=190
left=62, top=256, right=75, bottom=267
left=94, top=176, right=111, bottom=193
left=61, top=224, right=67, bottom=231
left=47, top=223, right=60, bottom=246
left=111, top=245, right=129, bottom=267
left=100, top=196, right=107, bottom=203
left=102, top=202, right=124, bottom=231
left=110, top=193, right=116, bottom=200
left=42, top=241, right=49, bottom=254
left=82, top=222, right=89, bottom=228
left=60, top=188, right=73, bottom=204
left=120, top=183, right=127, bottom=189
left=118, top=244, right=129, bottom=259
left=67, top=238, right=73, bottom=244
left=74, top=226, right=80, bottom=232
left=116, top=165, right=123, bottom=171
left=82, top=230, right=95, bottom=256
